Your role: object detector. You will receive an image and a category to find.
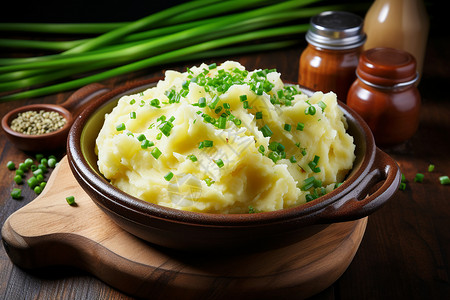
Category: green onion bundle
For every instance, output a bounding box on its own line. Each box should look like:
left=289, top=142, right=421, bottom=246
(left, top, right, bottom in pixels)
left=0, top=0, right=368, bottom=102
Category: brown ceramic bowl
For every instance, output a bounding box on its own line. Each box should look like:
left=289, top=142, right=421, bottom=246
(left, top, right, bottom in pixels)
left=67, top=78, right=401, bottom=252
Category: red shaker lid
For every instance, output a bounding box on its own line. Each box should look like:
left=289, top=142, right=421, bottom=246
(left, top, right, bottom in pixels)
left=356, top=47, right=418, bottom=87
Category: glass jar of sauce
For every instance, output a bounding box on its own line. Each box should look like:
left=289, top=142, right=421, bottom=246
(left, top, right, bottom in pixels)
left=346, top=47, right=421, bottom=146
left=298, top=11, right=366, bottom=102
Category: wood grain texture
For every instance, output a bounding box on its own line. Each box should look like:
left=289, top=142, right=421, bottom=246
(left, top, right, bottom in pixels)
left=2, top=156, right=367, bottom=300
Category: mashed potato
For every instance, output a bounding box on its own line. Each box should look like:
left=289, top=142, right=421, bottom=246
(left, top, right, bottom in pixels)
left=96, top=61, right=355, bottom=213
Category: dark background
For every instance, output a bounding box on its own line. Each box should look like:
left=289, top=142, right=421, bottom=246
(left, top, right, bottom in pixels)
left=0, top=0, right=444, bottom=37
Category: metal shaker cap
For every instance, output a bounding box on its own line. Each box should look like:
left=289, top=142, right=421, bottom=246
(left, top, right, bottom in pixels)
left=306, top=11, right=366, bottom=50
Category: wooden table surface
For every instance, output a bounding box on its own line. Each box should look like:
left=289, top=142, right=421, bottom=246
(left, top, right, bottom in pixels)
left=1, top=19, right=449, bottom=300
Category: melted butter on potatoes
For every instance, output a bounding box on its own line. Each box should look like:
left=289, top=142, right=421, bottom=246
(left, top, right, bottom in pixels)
left=96, top=61, right=355, bottom=214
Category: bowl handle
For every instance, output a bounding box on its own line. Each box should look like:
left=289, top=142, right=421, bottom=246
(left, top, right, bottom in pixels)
left=61, top=83, right=111, bottom=116
left=317, top=148, right=401, bottom=222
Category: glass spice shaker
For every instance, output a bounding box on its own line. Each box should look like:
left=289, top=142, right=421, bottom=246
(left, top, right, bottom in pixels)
left=298, top=11, right=366, bottom=102
left=346, top=47, right=421, bottom=146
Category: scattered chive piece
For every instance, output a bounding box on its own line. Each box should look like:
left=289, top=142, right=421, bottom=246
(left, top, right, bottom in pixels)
left=137, top=134, right=146, bottom=141
left=19, top=163, right=28, bottom=172
left=151, top=147, right=162, bottom=159
left=16, top=169, right=24, bottom=177
left=218, top=116, right=227, bottom=129
left=34, top=186, right=42, bottom=194
left=223, top=103, right=231, bottom=109
left=401, top=173, right=406, bottom=182
left=318, top=101, right=327, bottom=112
left=141, top=139, right=151, bottom=149
left=243, top=101, right=249, bottom=109
left=255, top=111, right=263, bottom=119
left=439, top=176, right=450, bottom=185
left=204, top=178, right=215, bottom=186
left=258, top=145, right=265, bottom=154
left=24, top=158, right=34, bottom=167
left=240, top=95, right=247, bottom=102
left=7, top=161, right=15, bottom=170
left=198, top=97, right=206, bottom=107
left=187, top=154, right=197, bottom=162
left=260, top=124, right=273, bottom=137
left=116, top=123, right=126, bottom=131
left=289, top=155, right=297, bottom=163
left=296, top=122, right=305, bottom=131
left=414, top=173, right=424, bottom=183
left=36, top=174, right=44, bottom=183
left=305, top=105, right=316, bottom=116
left=284, top=124, right=291, bottom=132
left=31, top=164, right=38, bottom=171
left=66, top=196, right=76, bottom=206
left=164, top=171, right=174, bottom=181
left=199, top=140, right=213, bottom=149
left=399, top=182, right=406, bottom=190
left=11, top=188, right=22, bottom=200
left=13, top=175, right=22, bottom=184
left=428, top=164, right=435, bottom=172
left=36, top=154, right=44, bottom=161
left=150, top=98, right=160, bottom=108
left=130, top=111, right=136, bottom=119
left=27, top=177, right=38, bottom=188
left=129, top=99, right=136, bottom=105
left=334, top=182, right=343, bottom=189
left=209, top=96, right=220, bottom=109
left=40, top=158, right=48, bottom=167
left=48, top=158, right=57, bottom=168
left=33, top=168, right=43, bottom=177
left=215, top=159, right=224, bottom=168
left=40, top=182, right=47, bottom=189
left=208, top=63, right=217, bottom=70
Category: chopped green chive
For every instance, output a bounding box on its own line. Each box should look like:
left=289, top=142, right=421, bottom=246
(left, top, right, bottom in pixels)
left=141, top=139, right=154, bottom=149
left=428, top=164, right=435, bottom=172
left=187, top=154, right=197, bottom=162
left=129, top=99, right=136, bottom=105
left=204, top=178, right=215, bottom=186
left=156, top=132, right=162, bottom=140
left=137, top=134, right=146, bottom=141
left=399, top=182, right=406, bottom=190
left=66, top=196, right=76, bottom=205
left=308, top=155, right=321, bottom=173
left=130, top=111, right=136, bottom=119
left=198, top=97, right=206, bottom=107
left=7, top=161, right=15, bottom=170
left=260, top=124, right=273, bottom=137
left=34, top=186, right=42, bottom=194
left=289, top=155, right=297, bottom=163
left=151, top=147, right=162, bottom=159
left=305, top=105, right=316, bottom=116
left=16, top=169, right=24, bottom=177
left=240, top=95, right=247, bottom=102
left=13, top=175, right=22, bottom=184
left=401, top=173, right=406, bottom=182
left=223, top=103, right=231, bottom=109
left=255, top=111, right=263, bottom=119
left=218, top=116, right=227, bottom=129
left=11, top=188, right=22, bottom=199
left=164, top=171, right=174, bottom=181
left=209, top=95, right=220, bottom=109
left=318, top=101, right=327, bottom=112
left=199, top=140, right=213, bottom=149
left=159, top=122, right=173, bottom=137
left=414, top=173, right=424, bottom=183
left=48, top=158, right=57, bottom=168
left=301, top=177, right=316, bottom=191
left=150, top=98, right=160, bottom=108
left=208, top=63, right=217, bottom=70
left=215, top=159, right=224, bottom=168
left=439, top=176, right=450, bottom=185
left=284, top=124, right=291, bottom=132
left=258, top=145, right=265, bottom=154
left=296, top=122, right=305, bottom=131
left=116, top=123, right=126, bottom=131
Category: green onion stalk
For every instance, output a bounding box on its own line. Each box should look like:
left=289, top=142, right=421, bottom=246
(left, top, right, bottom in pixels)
left=0, top=0, right=369, bottom=102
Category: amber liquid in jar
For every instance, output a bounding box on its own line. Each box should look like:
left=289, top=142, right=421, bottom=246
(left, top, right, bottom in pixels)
left=299, top=45, right=362, bottom=102
left=347, top=47, right=421, bottom=146
left=298, top=11, right=366, bottom=102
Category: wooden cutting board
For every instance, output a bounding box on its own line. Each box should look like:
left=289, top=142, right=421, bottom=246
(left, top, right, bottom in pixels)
left=2, top=156, right=367, bottom=300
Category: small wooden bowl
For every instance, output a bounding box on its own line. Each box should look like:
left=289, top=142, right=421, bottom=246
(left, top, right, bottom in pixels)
left=67, top=78, right=401, bottom=252
left=1, top=84, right=110, bottom=152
